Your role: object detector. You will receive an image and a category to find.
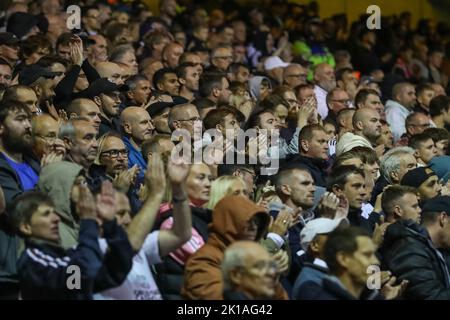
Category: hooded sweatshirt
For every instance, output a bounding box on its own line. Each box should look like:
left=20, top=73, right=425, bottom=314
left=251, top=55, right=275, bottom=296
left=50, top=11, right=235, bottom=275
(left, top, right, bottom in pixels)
left=181, top=195, right=288, bottom=300
left=37, top=161, right=83, bottom=250
left=248, top=76, right=271, bottom=101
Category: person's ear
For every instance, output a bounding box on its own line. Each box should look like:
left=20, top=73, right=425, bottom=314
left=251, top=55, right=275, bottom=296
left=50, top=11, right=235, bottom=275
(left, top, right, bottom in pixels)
left=173, top=120, right=181, bottom=130
left=147, top=152, right=153, bottom=161
left=337, top=80, right=344, bottom=88
left=179, top=77, right=186, bottom=86
left=331, top=185, right=344, bottom=198
left=310, top=238, right=320, bottom=255
left=215, top=123, right=224, bottom=133
left=69, top=112, right=78, bottom=119
left=33, top=85, right=42, bottom=97
left=280, top=184, right=291, bottom=197
left=156, top=82, right=165, bottom=92
left=413, top=149, right=421, bottom=159
left=126, top=90, right=134, bottom=100
left=336, top=251, right=350, bottom=270
left=439, top=212, right=448, bottom=227
left=123, top=122, right=132, bottom=135
left=19, top=222, right=32, bottom=237
left=393, top=205, right=403, bottom=220
left=390, top=171, right=399, bottom=183
left=62, top=136, right=72, bottom=150
left=229, top=267, right=243, bottom=286
left=212, top=87, right=220, bottom=98
left=93, top=95, right=102, bottom=107
left=300, top=139, right=309, bottom=153
left=355, top=120, right=363, bottom=131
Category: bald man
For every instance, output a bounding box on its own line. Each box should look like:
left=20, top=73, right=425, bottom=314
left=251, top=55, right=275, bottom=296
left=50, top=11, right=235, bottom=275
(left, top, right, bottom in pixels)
left=121, top=107, right=155, bottom=182
left=353, top=108, right=382, bottom=146
left=313, top=63, right=336, bottom=119
left=67, top=98, right=102, bottom=133
left=168, top=103, right=201, bottom=136
left=32, top=114, right=65, bottom=159
left=96, top=62, right=124, bottom=85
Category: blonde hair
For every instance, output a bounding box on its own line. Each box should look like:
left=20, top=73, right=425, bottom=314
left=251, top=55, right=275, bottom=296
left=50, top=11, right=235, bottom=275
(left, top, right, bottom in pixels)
left=206, top=175, right=246, bottom=210
left=94, top=132, right=123, bottom=166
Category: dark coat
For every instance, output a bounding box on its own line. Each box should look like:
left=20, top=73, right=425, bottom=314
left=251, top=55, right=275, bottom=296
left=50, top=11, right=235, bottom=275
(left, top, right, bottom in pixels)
left=379, top=219, right=450, bottom=300
left=283, top=154, right=328, bottom=187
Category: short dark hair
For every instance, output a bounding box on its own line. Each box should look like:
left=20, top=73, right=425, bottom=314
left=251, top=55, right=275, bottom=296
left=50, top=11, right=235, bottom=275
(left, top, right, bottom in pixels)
left=429, top=95, right=450, bottom=117
left=199, top=72, right=226, bottom=97
left=416, top=83, right=434, bottom=96
left=55, top=32, right=73, bottom=49
left=203, top=106, right=244, bottom=130
left=141, top=134, right=172, bottom=162
left=335, top=67, right=353, bottom=82
left=299, top=124, right=326, bottom=143
left=409, top=132, right=433, bottom=150
left=324, top=226, right=371, bottom=274
left=354, top=88, right=379, bottom=108
left=20, top=35, right=52, bottom=60
left=326, top=165, right=365, bottom=192
left=259, top=94, right=289, bottom=111
left=153, top=67, right=176, bottom=90
left=0, top=99, right=31, bottom=125
left=348, top=146, right=379, bottom=165
left=245, top=109, right=274, bottom=129
left=227, top=62, right=249, bottom=74
left=192, top=97, right=216, bottom=110
left=217, top=163, right=255, bottom=177
left=125, top=74, right=149, bottom=90
left=421, top=211, right=446, bottom=226
left=176, top=62, right=197, bottom=79
left=0, top=57, right=12, bottom=69
left=381, top=185, right=418, bottom=218
left=9, top=191, right=54, bottom=236
left=423, top=127, right=450, bottom=143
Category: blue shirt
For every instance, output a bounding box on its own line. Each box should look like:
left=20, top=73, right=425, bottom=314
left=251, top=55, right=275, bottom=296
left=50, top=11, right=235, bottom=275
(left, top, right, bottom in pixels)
left=3, top=153, right=38, bottom=191
left=123, top=136, right=147, bottom=185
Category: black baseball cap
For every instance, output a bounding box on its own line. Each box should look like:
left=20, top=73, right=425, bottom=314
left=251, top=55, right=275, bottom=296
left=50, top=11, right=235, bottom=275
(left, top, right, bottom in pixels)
left=18, top=64, right=59, bottom=86
left=0, top=32, right=20, bottom=47
left=146, top=102, right=174, bottom=117
left=401, top=167, right=437, bottom=188
left=422, top=196, right=450, bottom=214
left=79, top=78, right=129, bottom=99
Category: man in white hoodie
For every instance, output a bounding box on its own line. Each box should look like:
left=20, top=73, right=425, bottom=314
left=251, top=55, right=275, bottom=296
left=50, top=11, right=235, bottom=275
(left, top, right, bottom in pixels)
left=385, top=82, right=417, bottom=142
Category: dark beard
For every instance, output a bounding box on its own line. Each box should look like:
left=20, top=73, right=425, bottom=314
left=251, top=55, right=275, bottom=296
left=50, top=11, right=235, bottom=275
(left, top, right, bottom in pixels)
left=3, top=128, right=33, bottom=154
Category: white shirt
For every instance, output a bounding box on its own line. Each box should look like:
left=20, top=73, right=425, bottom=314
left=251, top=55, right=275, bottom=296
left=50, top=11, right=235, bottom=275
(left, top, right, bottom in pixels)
left=385, top=99, right=412, bottom=143
left=94, top=231, right=163, bottom=300
left=314, top=85, right=329, bottom=120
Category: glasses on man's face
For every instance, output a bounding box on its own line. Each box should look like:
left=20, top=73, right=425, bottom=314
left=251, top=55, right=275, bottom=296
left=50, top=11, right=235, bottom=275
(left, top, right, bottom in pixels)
left=287, top=73, right=307, bottom=79
left=35, top=132, right=57, bottom=141
left=100, top=149, right=128, bottom=159
left=178, top=117, right=201, bottom=123
left=241, top=260, right=278, bottom=276
left=332, top=99, right=351, bottom=106
left=409, top=123, right=431, bottom=129
left=215, top=56, right=233, bottom=61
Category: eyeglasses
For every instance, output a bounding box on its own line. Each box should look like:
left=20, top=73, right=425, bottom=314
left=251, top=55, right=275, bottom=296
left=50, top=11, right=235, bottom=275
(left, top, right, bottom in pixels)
left=240, top=260, right=278, bottom=276
left=178, top=117, right=201, bottom=122
left=332, top=99, right=351, bottom=105
left=214, top=56, right=233, bottom=60
left=287, top=73, right=307, bottom=79
left=34, top=133, right=57, bottom=141
left=100, top=149, right=128, bottom=158
left=409, top=123, right=431, bottom=128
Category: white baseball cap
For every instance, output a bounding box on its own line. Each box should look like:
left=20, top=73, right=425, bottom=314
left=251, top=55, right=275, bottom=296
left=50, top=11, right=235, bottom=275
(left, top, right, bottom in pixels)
left=264, top=56, right=289, bottom=71
left=300, top=218, right=345, bottom=250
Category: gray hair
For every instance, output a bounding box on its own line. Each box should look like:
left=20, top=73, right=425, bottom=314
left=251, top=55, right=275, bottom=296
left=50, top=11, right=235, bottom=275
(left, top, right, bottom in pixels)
left=110, top=44, right=135, bottom=64
left=380, top=146, right=415, bottom=184
left=221, top=246, right=247, bottom=291
left=125, top=74, right=149, bottom=90
left=58, top=118, right=87, bottom=140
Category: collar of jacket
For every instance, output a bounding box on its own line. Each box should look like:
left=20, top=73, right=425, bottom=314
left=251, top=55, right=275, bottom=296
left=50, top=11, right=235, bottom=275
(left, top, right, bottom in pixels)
left=292, top=154, right=328, bottom=169
left=323, top=275, right=381, bottom=300
left=26, top=237, right=65, bottom=254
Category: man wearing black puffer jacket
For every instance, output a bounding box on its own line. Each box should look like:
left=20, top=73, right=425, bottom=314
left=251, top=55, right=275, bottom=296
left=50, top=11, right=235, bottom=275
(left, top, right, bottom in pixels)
left=379, top=196, right=450, bottom=300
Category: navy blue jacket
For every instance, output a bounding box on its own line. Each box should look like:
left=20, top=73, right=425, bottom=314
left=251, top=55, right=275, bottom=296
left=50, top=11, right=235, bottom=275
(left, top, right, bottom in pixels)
left=293, top=262, right=329, bottom=300
left=17, top=219, right=133, bottom=300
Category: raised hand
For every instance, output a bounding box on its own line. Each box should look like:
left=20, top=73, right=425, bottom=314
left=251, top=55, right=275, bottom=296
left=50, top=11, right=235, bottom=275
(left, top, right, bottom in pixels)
left=372, top=215, right=391, bottom=247
left=272, top=250, right=289, bottom=275
left=40, top=151, right=64, bottom=167
left=74, top=184, right=97, bottom=220
left=268, top=210, right=292, bottom=236
left=167, top=155, right=190, bottom=184
left=335, top=195, right=349, bottom=220
left=113, top=165, right=139, bottom=192
left=316, top=192, right=340, bottom=219
left=96, top=180, right=117, bottom=222
left=145, top=152, right=166, bottom=198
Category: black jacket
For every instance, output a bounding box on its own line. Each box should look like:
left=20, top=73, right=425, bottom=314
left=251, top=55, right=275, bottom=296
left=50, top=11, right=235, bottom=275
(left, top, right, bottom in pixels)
left=370, top=175, right=389, bottom=205
left=283, top=154, right=328, bottom=187
left=298, top=275, right=383, bottom=300
left=0, top=152, right=40, bottom=289
left=151, top=207, right=212, bottom=300
left=347, top=207, right=380, bottom=235
left=17, top=219, right=133, bottom=300
left=379, top=219, right=450, bottom=300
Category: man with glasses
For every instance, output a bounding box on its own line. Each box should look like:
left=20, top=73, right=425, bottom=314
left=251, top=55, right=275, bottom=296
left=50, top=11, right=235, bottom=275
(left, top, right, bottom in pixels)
left=218, top=164, right=256, bottom=199
left=32, top=113, right=66, bottom=160
left=211, top=46, right=234, bottom=72
left=396, top=112, right=431, bottom=147
left=222, top=241, right=283, bottom=300
left=283, top=64, right=308, bottom=89
left=325, top=88, right=351, bottom=128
